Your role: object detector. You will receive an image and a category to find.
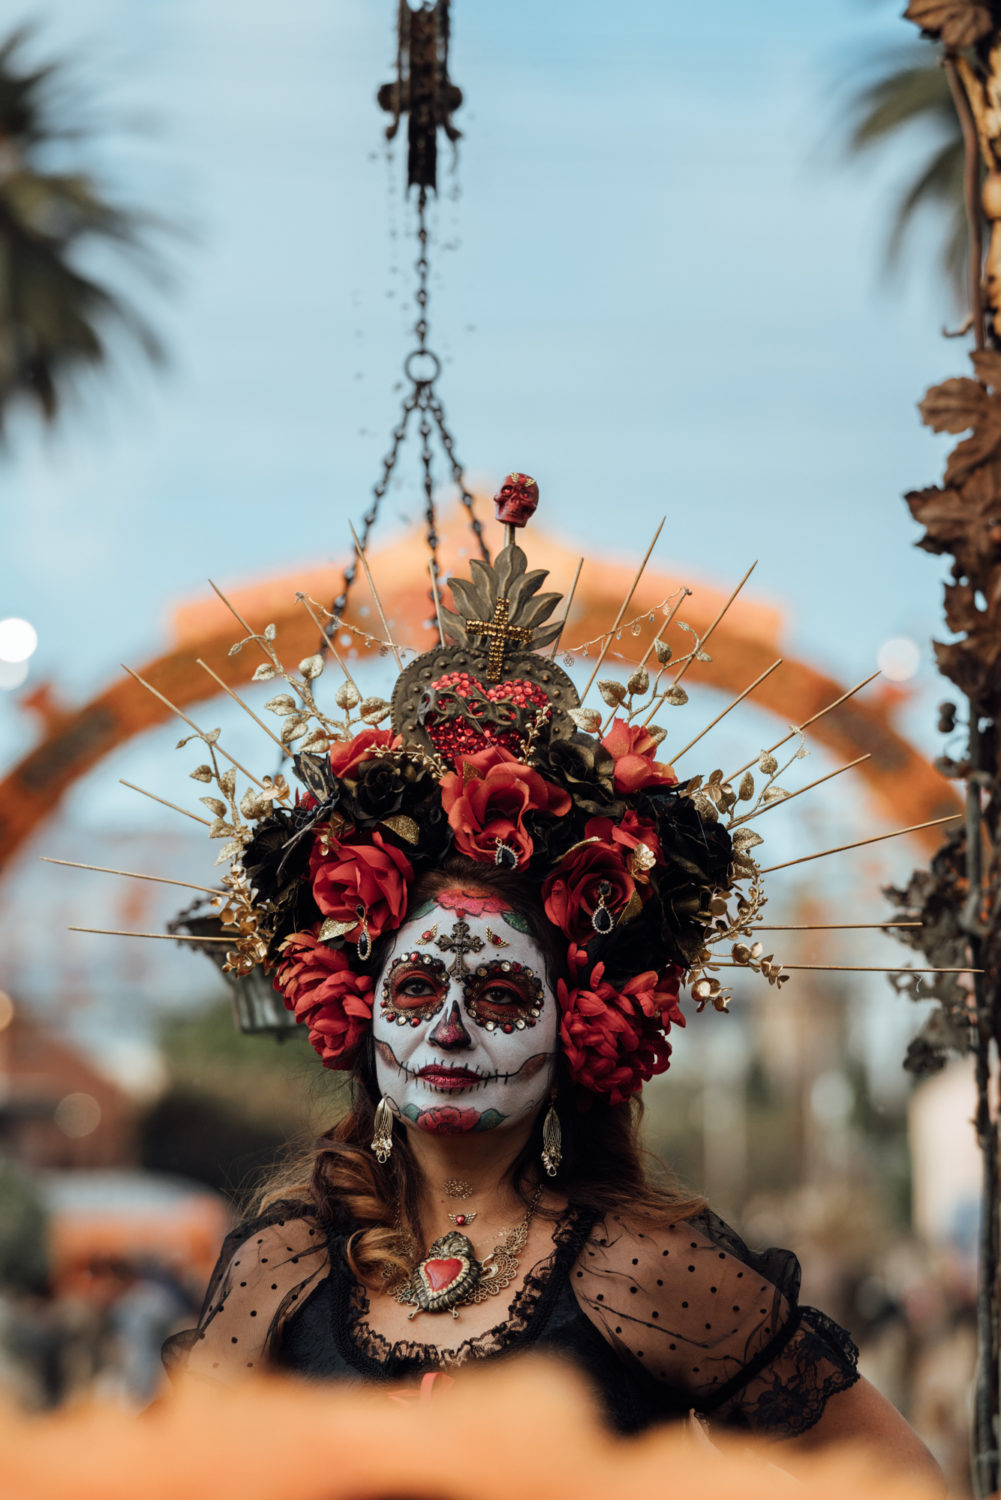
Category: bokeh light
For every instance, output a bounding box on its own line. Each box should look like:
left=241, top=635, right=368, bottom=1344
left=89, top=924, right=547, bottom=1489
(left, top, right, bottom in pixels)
left=53, top=1092, right=103, bottom=1139
left=0, top=658, right=29, bottom=691
left=876, top=635, right=920, bottom=682
left=0, top=616, right=38, bottom=663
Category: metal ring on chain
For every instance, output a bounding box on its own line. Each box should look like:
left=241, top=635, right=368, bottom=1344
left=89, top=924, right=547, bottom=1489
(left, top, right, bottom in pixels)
left=404, top=348, right=442, bottom=385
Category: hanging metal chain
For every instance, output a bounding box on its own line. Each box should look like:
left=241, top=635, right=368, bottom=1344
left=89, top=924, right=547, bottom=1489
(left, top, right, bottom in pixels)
left=324, top=181, right=488, bottom=655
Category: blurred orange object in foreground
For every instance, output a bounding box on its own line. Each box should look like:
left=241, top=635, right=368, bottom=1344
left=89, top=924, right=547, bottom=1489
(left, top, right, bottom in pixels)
left=0, top=1358, right=945, bottom=1500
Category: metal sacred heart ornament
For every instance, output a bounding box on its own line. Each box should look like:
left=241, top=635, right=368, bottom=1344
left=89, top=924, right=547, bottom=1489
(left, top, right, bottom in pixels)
left=408, top=1231, right=482, bottom=1320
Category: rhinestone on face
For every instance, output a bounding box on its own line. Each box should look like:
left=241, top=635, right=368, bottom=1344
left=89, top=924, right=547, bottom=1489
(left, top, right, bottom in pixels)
left=515, top=1019, right=525, bottom=1030
left=485, top=1021, right=496, bottom=1031
left=501, top=962, right=511, bottom=972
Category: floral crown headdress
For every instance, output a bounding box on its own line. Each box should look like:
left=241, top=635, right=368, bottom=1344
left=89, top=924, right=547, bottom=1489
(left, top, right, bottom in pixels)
left=176, top=475, right=788, bottom=1108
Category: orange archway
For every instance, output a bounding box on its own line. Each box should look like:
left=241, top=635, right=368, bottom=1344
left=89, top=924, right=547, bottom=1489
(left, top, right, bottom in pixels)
left=0, top=507, right=957, bottom=877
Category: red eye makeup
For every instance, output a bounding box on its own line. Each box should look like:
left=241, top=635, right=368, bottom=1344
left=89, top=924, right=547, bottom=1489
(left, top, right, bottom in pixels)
left=463, top=960, right=544, bottom=1033
left=380, top=953, right=448, bottom=1026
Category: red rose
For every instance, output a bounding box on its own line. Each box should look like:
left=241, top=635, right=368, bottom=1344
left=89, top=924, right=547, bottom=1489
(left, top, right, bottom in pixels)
left=583, top=811, right=662, bottom=872
left=440, top=746, right=570, bottom=868
left=309, top=830, right=412, bottom=946
left=557, top=950, right=684, bottom=1105
left=542, top=840, right=636, bottom=943
left=328, top=727, right=400, bottom=781
left=274, top=930, right=374, bottom=1070
left=601, top=718, right=677, bottom=795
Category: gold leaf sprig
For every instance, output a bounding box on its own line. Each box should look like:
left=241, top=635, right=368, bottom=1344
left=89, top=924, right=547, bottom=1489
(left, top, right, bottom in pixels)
left=181, top=731, right=255, bottom=866
left=211, top=861, right=273, bottom=976
left=228, top=617, right=393, bottom=755
left=725, top=739, right=808, bottom=828
left=689, top=866, right=788, bottom=1010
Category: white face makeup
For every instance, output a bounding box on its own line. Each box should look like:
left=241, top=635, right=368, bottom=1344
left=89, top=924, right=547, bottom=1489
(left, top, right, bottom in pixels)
left=372, top=890, right=558, bottom=1137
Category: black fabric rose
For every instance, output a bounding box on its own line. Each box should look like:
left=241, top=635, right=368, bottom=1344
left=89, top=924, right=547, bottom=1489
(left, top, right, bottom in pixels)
left=242, top=806, right=323, bottom=957
left=339, top=757, right=409, bottom=825
left=538, top=733, right=625, bottom=821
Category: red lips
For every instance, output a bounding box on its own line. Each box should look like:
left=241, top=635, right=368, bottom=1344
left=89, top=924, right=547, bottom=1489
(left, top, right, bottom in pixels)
left=417, top=1065, right=481, bottom=1092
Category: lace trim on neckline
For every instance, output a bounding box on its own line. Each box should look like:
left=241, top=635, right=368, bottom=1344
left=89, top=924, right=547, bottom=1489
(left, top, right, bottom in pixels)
left=342, top=1207, right=590, bottom=1373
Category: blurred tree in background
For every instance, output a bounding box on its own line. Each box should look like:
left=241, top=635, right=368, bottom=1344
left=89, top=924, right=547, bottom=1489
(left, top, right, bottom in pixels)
left=0, top=26, right=171, bottom=433
left=840, top=42, right=967, bottom=301
left=143, top=1001, right=346, bottom=1205
left=0, top=1157, right=47, bottom=1292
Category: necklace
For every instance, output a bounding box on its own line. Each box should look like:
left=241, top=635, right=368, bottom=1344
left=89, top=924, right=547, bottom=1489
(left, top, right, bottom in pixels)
left=393, top=1186, right=543, bottom=1321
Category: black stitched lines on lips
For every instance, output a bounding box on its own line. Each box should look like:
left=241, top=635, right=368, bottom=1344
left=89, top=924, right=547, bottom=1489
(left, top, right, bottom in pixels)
left=374, top=1037, right=551, bottom=1094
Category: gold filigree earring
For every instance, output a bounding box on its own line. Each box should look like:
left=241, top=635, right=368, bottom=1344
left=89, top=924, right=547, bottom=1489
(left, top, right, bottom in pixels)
left=541, top=1098, right=562, bottom=1177
left=371, top=1096, right=394, bottom=1164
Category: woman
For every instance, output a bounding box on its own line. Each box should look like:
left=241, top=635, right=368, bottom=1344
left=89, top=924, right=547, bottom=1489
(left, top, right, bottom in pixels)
left=164, top=493, right=941, bottom=1478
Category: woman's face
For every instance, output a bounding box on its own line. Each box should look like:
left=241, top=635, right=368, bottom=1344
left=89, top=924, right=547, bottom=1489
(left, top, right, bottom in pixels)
left=372, top=887, right=558, bottom=1136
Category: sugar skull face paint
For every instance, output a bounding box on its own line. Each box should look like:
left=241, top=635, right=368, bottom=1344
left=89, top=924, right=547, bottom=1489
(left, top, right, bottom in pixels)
left=373, top=892, right=557, bottom=1136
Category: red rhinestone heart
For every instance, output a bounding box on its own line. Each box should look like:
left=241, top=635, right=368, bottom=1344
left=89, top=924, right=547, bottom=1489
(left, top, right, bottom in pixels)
left=425, top=671, right=549, bottom=761
left=423, top=1257, right=464, bottom=1293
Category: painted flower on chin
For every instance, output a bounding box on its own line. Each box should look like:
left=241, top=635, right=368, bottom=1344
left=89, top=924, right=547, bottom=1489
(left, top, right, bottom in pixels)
left=309, top=830, right=412, bottom=945
left=601, top=718, right=677, bottom=795
left=440, top=746, right=570, bottom=868
left=413, top=1105, right=484, bottom=1134
left=274, top=930, right=374, bottom=1069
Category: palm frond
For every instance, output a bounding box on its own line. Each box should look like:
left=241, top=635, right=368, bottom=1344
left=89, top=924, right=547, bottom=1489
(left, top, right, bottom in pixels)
left=834, top=40, right=970, bottom=305
left=0, top=25, right=174, bottom=431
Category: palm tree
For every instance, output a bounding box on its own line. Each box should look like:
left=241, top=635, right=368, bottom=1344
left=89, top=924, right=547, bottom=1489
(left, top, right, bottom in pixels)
left=0, top=27, right=169, bottom=431
left=840, top=43, right=968, bottom=303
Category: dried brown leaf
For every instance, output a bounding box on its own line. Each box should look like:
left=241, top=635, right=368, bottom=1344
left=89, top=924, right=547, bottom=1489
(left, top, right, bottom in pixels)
left=918, top=376, right=989, bottom=435
left=904, top=0, right=995, bottom=46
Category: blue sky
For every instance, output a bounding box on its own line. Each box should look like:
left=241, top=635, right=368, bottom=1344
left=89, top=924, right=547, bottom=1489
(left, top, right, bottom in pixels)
left=0, top=0, right=965, bottom=1086
left=1, top=0, right=961, bottom=743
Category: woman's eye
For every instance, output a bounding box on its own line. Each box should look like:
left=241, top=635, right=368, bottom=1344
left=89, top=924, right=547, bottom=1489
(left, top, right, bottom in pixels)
left=397, top=976, right=437, bottom=998
left=482, top=984, right=519, bottom=1006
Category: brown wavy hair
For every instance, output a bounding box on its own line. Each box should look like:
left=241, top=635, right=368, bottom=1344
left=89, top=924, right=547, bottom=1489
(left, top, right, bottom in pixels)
left=252, top=856, right=704, bottom=1287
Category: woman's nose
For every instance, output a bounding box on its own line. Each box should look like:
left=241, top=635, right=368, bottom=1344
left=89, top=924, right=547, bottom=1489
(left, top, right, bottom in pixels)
left=429, top=999, right=472, bottom=1050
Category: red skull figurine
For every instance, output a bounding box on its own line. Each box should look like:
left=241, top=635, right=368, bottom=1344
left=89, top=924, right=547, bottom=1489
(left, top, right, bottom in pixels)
left=494, top=472, right=539, bottom=528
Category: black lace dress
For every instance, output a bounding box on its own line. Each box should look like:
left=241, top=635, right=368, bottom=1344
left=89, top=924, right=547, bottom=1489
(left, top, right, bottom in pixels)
left=163, top=1202, right=860, bottom=1439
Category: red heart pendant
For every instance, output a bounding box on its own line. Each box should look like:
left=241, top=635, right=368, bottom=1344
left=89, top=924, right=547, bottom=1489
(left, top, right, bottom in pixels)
left=426, top=671, right=549, bottom=761
left=423, top=1257, right=464, bottom=1293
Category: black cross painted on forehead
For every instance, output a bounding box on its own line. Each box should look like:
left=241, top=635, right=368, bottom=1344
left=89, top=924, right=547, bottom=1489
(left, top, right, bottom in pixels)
left=435, top=918, right=485, bottom=978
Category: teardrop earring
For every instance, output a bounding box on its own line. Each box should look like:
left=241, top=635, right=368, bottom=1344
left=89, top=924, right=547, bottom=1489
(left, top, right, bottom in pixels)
left=541, top=1098, right=562, bottom=1178
left=356, top=906, right=372, bottom=962
left=371, top=1095, right=394, bottom=1164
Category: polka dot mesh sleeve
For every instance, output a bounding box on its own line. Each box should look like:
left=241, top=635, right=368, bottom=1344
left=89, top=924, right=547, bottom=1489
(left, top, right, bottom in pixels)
left=162, top=1207, right=328, bottom=1382
left=571, top=1208, right=860, bottom=1438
